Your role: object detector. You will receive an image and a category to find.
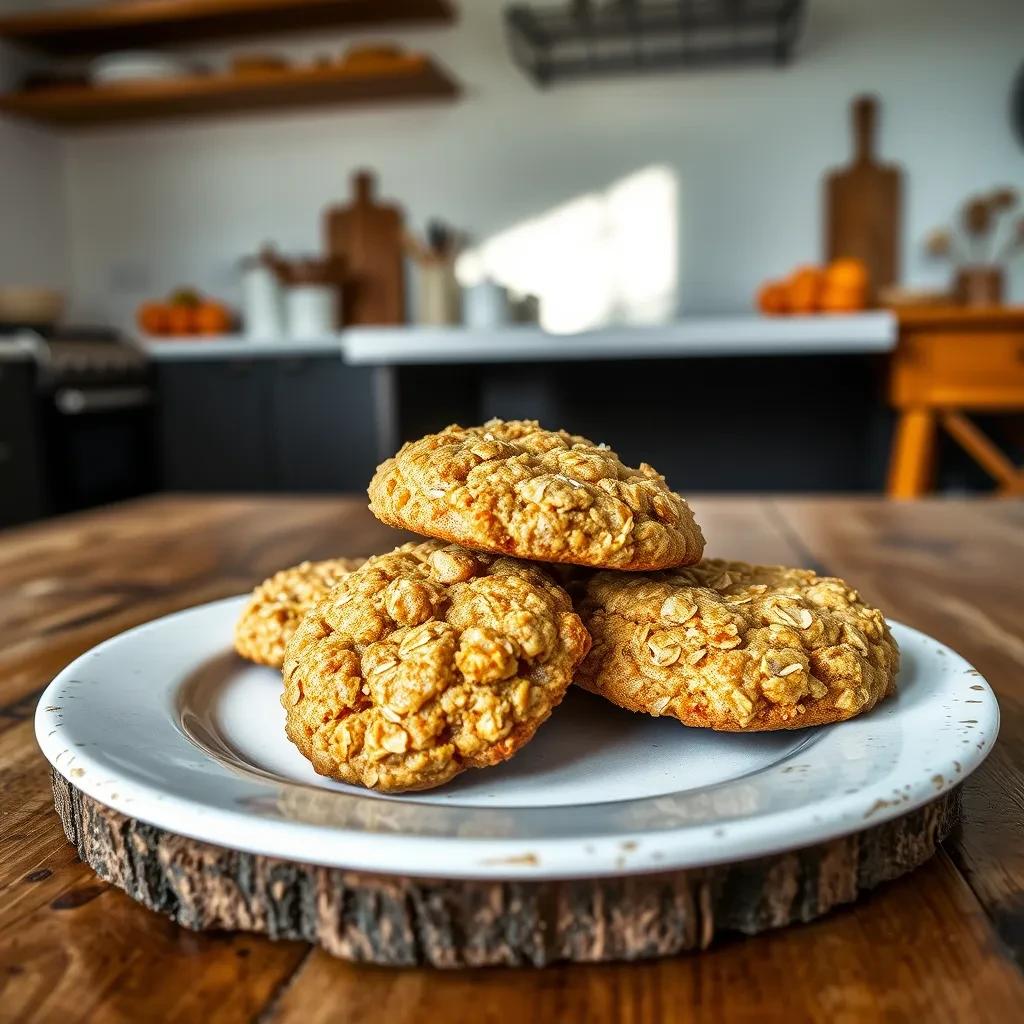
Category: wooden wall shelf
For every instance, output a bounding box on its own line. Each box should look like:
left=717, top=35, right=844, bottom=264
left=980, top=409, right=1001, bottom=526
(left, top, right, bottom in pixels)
left=0, top=55, right=459, bottom=126
left=0, top=0, right=456, bottom=56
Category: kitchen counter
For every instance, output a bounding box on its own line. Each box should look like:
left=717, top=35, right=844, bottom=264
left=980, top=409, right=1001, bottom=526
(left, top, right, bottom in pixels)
left=343, top=312, right=897, bottom=365
left=139, top=312, right=900, bottom=493
left=134, top=334, right=343, bottom=359
left=1, top=494, right=1022, bottom=1021
left=134, top=312, right=897, bottom=364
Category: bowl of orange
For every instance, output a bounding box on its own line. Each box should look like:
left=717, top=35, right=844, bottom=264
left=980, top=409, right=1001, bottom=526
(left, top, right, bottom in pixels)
left=756, top=259, right=869, bottom=316
left=137, top=288, right=233, bottom=338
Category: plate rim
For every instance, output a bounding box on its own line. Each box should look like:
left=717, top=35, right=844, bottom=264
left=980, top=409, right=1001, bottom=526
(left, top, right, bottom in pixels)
left=35, top=595, right=1000, bottom=880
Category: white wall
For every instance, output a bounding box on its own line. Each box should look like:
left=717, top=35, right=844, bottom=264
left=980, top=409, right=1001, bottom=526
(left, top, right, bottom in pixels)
left=0, top=34, right=68, bottom=287
left=43, top=0, right=1024, bottom=326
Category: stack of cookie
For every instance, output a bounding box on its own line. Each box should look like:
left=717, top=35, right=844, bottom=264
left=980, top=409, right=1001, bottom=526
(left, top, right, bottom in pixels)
left=235, top=420, right=898, bottom=793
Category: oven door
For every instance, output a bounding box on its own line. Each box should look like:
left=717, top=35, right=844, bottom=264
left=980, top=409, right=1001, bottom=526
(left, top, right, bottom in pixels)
left=44, top=384, right=157, bottom=514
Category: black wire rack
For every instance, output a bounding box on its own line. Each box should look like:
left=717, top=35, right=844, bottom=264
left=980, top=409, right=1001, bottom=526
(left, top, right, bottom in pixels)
left=505, top=0, right=805, bottom=86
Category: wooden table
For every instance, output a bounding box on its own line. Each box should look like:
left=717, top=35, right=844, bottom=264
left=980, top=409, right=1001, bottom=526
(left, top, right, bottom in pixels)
left=2, top=495, right=1023, bottom=1022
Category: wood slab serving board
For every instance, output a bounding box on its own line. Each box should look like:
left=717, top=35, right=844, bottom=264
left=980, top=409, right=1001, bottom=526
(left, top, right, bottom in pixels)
left=52, top=771, right=960, bottom=967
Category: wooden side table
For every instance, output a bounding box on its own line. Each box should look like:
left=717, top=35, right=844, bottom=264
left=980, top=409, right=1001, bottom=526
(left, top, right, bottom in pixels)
left=887, top=306, right=1024, bottom=497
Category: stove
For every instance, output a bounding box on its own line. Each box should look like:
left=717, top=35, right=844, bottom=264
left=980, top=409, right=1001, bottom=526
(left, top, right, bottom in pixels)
left=0, top=327, right=156, bottom=527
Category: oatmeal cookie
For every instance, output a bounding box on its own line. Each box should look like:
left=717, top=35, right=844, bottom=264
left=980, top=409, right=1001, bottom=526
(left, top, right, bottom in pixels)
left=282, top=539, right=591, bottom=792
left=235, top=557, right=365, bottom=669
left=574, top=559, right=898, bottom=731
left=367, top=419, right=704, bottom=571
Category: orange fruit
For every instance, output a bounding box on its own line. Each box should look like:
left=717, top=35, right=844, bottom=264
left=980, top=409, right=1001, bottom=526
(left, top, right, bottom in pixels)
left=166, top=305, right=197, bottom=335
left=786, top=265, right=824, bottom=314
left=825, top=258, right=868, bottom=290
left=757, top=281, right=789, bottom=315
left=194, top=301, right=231, bottom=335
left=136, top=301, right=170, bottom=336
left=820, top=283, right=867, bottom=313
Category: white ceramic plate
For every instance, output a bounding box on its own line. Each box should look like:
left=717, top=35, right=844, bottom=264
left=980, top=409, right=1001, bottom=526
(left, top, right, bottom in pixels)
left=36, top=597, right=998, bottom=880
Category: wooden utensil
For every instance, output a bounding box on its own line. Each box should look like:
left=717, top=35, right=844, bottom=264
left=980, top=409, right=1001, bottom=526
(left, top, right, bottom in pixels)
left=324, top=170, right=406, bottom=325
left=824, top=95, right=902, bottom=305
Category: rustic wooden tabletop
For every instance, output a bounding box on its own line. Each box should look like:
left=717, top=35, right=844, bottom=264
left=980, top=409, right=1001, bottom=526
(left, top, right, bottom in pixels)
left=2, top=495, right=1023, bottom=1022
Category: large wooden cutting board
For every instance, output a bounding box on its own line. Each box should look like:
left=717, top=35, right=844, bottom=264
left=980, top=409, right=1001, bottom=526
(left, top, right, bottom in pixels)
left=325, top=170, right=406, bottom=325
left=824, top=95, right=902, bottom=304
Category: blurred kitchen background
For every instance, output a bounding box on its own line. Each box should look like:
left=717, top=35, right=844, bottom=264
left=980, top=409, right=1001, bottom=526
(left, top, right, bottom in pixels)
left=2, top=0, right=1024, bottom=529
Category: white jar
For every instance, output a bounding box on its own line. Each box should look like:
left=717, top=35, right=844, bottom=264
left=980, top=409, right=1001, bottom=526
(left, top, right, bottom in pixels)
left=241, top=255, right=284, bottom=341
left=463, top=277, right=510, bottom=328
left=286, top=283, right=336, bottom=340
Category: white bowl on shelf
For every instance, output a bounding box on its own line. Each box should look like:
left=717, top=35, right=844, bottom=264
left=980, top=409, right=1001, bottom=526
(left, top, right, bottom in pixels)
left=90, top=52, right=198, bottom=85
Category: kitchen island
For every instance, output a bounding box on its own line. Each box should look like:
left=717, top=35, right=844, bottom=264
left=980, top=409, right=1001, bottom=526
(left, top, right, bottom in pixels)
left=141, top=313, right=898, bottom=494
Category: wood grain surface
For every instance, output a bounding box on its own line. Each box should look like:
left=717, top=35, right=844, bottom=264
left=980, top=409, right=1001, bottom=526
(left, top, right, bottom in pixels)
left=325, top=170, right=407, bottom=325
left=0, top=0, right=457, bottom=55
left=2, top=495, right=1023, bottom=1021
left=0, top=56, right=460, bottom=127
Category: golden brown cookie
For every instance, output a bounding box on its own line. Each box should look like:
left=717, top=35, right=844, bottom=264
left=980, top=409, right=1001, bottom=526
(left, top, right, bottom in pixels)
left=234, top=557, right=365, bottom=669
left=282, top=539, right=591, bottom=792
left=367, top=419, right=704, bottom=571
left=574, top=559, right=898, bottom=732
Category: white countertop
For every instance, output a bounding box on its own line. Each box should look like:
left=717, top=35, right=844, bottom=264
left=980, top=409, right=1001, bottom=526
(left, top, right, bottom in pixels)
left=135, top=313, right=898, bottom=364
left=342, top=314, right=897, bottom=364
left=134, top=334, right=343, bottom=360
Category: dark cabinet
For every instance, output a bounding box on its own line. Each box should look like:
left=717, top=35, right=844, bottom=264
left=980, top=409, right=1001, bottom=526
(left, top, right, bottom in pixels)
left=158, top=359, right=269, bottom=491
left=0, top=358, right=48, bottom=526
left=269, top=357, right=378, bottom=491
left=156, top=356, right=379, bottom=493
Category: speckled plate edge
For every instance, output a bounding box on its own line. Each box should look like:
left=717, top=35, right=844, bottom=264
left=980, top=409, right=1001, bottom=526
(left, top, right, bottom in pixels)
left=35, top=596, right=999, bottom=881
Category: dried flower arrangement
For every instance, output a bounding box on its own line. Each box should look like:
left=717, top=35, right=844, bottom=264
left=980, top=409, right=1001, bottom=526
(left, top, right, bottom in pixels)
left=924, top=187, right=1022, bottom=304
left=924, top=188, right=1024, bottom=261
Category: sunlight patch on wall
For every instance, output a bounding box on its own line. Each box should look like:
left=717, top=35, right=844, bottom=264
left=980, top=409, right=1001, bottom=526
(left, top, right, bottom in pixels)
left=457, top=165, right=678, bottom=334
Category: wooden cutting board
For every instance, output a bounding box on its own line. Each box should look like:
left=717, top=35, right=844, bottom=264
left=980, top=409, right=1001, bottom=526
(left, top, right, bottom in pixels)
left=824, top=95, right=902, bottom=304
left=325, top=170, right=406, bottom=325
